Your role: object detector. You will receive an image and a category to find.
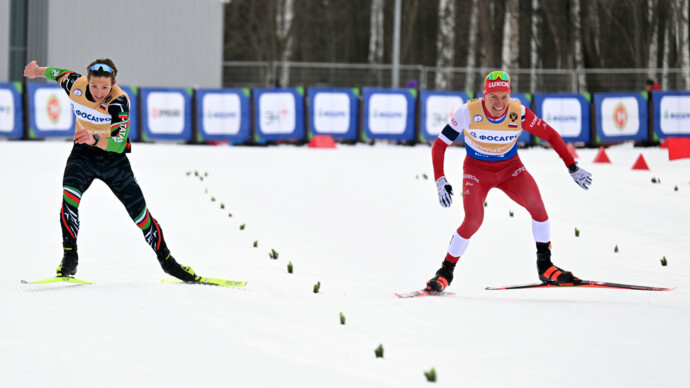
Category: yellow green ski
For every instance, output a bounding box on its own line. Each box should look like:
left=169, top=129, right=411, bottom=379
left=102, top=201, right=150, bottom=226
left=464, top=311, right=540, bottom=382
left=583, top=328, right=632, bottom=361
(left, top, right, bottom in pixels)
left=21, top=276, right=94, bottom=285
left=161, top=277, right=247, bottom=287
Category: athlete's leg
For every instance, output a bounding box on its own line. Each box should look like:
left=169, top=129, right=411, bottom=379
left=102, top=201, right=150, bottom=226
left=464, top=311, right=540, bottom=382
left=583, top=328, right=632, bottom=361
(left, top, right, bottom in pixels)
left=497, top=163, right=576, bottom=284
left=426, top=159, right=495, bottom=291
left=58, top=148, right=96, bottom=275
left=100, top=155, right=198, bottom=281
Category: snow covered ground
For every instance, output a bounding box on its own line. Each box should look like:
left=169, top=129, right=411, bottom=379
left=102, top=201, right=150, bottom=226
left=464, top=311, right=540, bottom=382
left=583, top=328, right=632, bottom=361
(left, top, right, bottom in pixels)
left=1, top=140, right=688, bottom=387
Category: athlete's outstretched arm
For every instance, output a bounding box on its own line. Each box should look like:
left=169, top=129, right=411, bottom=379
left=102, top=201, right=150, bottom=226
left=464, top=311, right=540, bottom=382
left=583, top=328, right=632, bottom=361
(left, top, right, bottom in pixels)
left=522, top=107, right=592, bottom=190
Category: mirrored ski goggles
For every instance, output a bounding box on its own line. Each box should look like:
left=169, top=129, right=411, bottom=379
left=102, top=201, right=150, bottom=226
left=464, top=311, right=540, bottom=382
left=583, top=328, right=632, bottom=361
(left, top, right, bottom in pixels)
left=486, top=71, right=510, bottom=82
left=89, top=63, right=114, bottom=74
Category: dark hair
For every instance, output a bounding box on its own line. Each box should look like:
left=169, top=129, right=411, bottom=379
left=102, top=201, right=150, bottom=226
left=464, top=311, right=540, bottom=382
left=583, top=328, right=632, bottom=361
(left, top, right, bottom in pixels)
left=87, top=58, right=117, bottom=80
left=646, top=79, right=655, bottom=86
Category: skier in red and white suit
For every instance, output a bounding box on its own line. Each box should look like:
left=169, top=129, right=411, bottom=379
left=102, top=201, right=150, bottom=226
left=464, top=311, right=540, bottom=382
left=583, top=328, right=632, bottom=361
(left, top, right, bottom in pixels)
left=426, top=71, right=592, bottom=292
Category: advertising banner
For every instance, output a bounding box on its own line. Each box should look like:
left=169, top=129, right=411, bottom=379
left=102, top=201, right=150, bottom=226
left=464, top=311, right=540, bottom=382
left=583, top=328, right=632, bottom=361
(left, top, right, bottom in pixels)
left=27, top=83, right=74, bottom=138
left=120, top=86, right=139, bottom=141
left=593, top=92, right=647, bottom=142
left=196, top=88, right=251, bottom=142
left=140, top=88, right=193, bottom=141
left=0, top=82, right=23, bottom=138
left=362, top=88, right=416, bottom=141
left=534, top=93, right=591, bottom=143
left=307, top=88, right=358, bottom=140
left=419, top=91, right=469, bottom=141
left=254, top=88, right=305, bottom=141
left=652, top=91, right=690, bottom=139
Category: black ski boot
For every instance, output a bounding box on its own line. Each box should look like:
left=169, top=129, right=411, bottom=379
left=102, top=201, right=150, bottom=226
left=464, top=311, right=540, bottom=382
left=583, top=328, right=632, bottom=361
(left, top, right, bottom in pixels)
left=426, top=260, right=456, bottom=292
left=536, top=242, right=577, bottom=284
left=158, top=249, right=199, bottom=282
left=57, top=247, right=78, bottom=277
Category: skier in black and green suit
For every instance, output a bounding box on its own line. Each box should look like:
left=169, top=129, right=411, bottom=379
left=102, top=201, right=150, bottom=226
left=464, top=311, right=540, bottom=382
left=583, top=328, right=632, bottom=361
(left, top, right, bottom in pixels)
left=24, top=58, right=199, bottom=282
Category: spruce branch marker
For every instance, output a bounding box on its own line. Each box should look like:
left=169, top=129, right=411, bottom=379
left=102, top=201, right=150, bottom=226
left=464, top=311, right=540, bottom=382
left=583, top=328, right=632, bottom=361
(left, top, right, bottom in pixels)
left=424, top=368, right=437, bottom=382
left=287, top=261, right=293, bottom=273
left=374, top=344, right=384, bottom=358
left=313, top=281, right=321, bottom=293
left=339, top=312, right=345, bottom=325
left=269, top=249, right=279, bottom=260
left=575, top=227, right=580, bottom=237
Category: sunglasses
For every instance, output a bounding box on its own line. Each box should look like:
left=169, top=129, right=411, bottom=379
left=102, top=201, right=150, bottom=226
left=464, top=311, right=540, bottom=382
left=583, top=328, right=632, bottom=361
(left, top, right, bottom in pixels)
left=89, top=64, right=114, bottom=74
left=486, top=71, right=510, bottom=82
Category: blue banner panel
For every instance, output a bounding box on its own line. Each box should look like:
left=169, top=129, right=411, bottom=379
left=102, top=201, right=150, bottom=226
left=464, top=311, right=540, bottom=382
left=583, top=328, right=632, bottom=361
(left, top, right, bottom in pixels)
left=534, top=93, right=591, bottom=143
left=652, top=91, right=690, bottom=139
left=140, top=88, right=193, bottom=141
left=196, top=88, right=251, bottom=142
left=253, top=88, right=305, bottom=141
left=120, top=86, right=139, bottom=141
left=307, top=87, right=358, bottom=141
left=419, top=90, right=470, bottom=141
left=593, top=92, right=648, bottom=142
left=27, top=83, right=74, bottom=138
left=362, top=88, right=416, bottom=141
left=0, top=82, right=24, bottom=138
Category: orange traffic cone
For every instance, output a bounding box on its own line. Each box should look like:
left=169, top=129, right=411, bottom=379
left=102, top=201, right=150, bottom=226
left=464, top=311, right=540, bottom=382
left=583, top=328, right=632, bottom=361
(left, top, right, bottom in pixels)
left=567, top=144, right=579, bottom=159
left=593, top=147, right=611, bottom=163
left=631, top=153, right=650, bottom=170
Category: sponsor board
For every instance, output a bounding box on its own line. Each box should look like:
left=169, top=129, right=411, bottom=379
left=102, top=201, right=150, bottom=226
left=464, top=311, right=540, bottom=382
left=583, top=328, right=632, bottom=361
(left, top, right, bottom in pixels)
left=196, top=89, right=250, bottom=141
left=141, top=88, right=192, bottom=141
left=28, top=84, right=74, bottom=137
left=0, top=89, right=15, bottom=133
left=653, top=92, right=690, bottom=137
left=420, top=91, right=467, bottom=140
left=254, top=88, right=305, bottom=141
left=363, top=88, right=416, bottom=140
left=535, top=93, right=590, bottom=143
left=594, top=93, right=646, bottom=141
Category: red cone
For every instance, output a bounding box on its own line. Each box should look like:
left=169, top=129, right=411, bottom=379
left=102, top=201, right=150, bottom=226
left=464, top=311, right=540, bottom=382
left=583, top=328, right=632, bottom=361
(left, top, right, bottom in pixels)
left=308, top=135, right=336, bottom=149
left=593, top=147, right=611, bottom=163
left=567, top=144, right=579, bottom=159
left=631, top=153, right=650, bottom=170
left=667, top=137, right=690, bottom=160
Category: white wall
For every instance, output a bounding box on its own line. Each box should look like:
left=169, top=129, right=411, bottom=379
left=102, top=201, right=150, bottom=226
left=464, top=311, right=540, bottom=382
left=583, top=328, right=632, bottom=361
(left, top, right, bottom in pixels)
left=46, top=0, right=224, bottom=88
left=0, top=0, right=10, bottom=82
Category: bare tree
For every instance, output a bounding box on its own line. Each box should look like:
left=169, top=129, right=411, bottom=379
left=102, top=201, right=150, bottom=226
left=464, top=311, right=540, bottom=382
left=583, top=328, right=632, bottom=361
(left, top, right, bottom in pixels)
left=572, top=0, right=587, bottom=91
left=276, top=0, right=294, bottom=86
left=465, top=0, right=480, bottom=91
left=501, top=0, right=519, bottom=70
left=435, top=0, right=456, bottom=89
left=368, top=0, right=385, bottom=64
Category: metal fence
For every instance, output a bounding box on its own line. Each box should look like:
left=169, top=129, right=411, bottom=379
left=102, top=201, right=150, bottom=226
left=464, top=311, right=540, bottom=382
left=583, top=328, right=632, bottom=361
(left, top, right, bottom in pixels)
left=223, top=61, right=690, bottom=93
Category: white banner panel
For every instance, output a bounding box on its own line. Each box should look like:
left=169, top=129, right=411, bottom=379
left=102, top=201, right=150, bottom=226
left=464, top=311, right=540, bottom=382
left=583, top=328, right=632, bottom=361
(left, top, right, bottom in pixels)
left=368, top=94, right=407, bottom=135
left=425, top=95, right=463, bottom=136
left=202, top=93, right=241, bottom=135
left=146, top=92, right=185, bottom=134
left=259, top=92, right=296, bottom=134
left=601, top=97, right=640, bottom=136
left=541, top=97, right=583, bottom=137
left=0, top=89, right=14, bottom=132
left=313, top=92, right=350, bottom=134
left=34, top=88, right=73, bottom=130
left=660, top=95, right=690, bottom=135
